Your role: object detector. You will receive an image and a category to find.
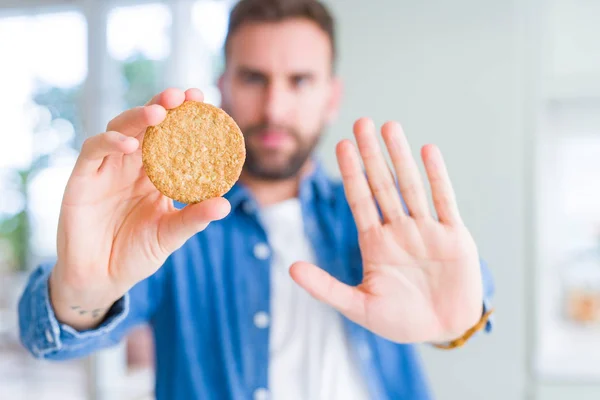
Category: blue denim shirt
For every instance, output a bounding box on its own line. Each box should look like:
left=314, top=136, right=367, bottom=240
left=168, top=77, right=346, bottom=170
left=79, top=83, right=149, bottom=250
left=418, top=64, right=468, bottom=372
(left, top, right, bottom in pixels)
left=18, top=163, right=494, bottom=400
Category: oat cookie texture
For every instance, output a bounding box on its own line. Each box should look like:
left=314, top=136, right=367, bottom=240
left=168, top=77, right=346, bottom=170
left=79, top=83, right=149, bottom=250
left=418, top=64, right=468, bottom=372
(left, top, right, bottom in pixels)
left=142, top=100, right=246, bottom=204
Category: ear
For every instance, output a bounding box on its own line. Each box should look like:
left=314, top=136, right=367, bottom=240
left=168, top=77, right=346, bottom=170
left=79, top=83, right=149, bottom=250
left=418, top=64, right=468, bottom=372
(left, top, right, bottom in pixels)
left=217, top=72, right=229, bottom=108
left=325, top=77, right=343, bottom=124
left=217, top=73, right=225, bottom=97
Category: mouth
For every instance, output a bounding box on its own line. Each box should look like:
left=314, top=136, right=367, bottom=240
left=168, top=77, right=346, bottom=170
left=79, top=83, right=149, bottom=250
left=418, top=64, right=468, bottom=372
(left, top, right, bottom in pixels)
left=253, top=130, right=294, bottom=149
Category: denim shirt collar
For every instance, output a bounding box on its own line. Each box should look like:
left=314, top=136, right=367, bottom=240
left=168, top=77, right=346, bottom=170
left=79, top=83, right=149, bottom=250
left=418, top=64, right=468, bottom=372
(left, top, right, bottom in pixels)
left=224, top=158, right=333, bottom=211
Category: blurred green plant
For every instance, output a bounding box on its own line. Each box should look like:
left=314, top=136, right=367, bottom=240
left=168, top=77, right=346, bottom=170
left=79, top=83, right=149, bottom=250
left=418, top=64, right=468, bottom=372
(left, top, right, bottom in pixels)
left=122, top=52, right=163, bottom=108
left=0, top=84, right=80, bottom=273
left=0, top=162, right=52, bottom=272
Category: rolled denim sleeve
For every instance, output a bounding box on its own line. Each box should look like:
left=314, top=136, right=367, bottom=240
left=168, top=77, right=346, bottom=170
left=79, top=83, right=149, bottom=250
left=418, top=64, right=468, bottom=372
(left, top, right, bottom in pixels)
left=18, top=262, right=156, bottom=361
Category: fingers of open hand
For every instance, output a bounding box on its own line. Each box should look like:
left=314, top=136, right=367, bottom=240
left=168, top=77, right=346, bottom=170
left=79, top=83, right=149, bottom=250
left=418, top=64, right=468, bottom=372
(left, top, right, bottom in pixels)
left=343, top=119, right=461, bottom=226
left=422, top=144, right=462, bottom=225
left=336, top=139, right=381, bottom=233
left=353, top=118, right=405, bottom=223
left=380, top=121, right=431, bottom=220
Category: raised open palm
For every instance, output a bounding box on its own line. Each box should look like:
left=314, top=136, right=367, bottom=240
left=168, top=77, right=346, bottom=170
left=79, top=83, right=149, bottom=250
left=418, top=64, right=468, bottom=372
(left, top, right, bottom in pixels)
left=290, top=118, right=483, bottom=344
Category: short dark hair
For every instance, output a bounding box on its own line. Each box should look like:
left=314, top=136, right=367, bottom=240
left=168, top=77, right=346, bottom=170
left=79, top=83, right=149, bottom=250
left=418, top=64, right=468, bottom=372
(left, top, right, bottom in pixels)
left=224, top=0, right=336, bottom=67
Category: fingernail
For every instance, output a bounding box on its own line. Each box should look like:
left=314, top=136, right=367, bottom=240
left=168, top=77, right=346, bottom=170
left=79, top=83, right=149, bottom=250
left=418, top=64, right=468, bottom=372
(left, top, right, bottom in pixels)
left=119, top=134, right=129, bottom=142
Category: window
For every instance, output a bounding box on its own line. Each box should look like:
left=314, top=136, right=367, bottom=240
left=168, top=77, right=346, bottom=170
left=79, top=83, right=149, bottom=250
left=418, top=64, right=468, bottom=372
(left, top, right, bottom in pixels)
left=0, top=7, right=88, bottom=399
left=0, top=1, right=235, bottom=398
left=192, top=0, right=234, bottom=105
left=0, top=10, right=86, bottom=273
left=108, top=3, right=171, bottom=108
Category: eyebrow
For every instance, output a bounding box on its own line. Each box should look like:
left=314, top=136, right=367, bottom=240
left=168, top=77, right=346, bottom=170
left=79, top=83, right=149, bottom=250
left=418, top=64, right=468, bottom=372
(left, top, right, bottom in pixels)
left=235, top=66, right=265, bottom=77
left=235, top=66, right=317, bottom=80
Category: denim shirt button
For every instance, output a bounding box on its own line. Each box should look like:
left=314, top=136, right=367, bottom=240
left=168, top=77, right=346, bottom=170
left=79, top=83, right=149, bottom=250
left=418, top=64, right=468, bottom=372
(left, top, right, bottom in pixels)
left=253, top=243, right=270, bottom=260
left=253, top=388, right=269, bottom=400
left=253, top=311, right=270, bottom=329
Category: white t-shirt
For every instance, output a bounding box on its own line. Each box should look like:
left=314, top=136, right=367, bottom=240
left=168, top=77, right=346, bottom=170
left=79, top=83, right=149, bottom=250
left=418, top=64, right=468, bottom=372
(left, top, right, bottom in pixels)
left=260, top=198, right=370, bottom=400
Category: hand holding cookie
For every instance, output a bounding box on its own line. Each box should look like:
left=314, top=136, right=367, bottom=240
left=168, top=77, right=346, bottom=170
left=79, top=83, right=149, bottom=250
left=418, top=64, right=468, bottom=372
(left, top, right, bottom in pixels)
left=50, top=88, right=243, bottom=330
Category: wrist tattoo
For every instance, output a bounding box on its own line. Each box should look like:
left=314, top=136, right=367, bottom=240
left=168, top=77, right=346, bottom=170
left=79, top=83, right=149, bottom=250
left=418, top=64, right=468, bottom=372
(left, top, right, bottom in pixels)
left=70, top=306, right=107, bottom=318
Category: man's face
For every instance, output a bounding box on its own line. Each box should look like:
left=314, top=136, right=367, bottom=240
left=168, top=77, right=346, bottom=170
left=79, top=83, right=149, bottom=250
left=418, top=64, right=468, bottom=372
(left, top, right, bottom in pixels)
left=219, top=18, right=341, bottom=180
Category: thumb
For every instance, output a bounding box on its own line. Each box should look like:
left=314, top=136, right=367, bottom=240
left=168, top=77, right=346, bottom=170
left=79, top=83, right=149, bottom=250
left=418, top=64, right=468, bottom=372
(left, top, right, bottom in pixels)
left=158, top=197, right=231, bottom=254
left=289, top=261, right=367, bottom=325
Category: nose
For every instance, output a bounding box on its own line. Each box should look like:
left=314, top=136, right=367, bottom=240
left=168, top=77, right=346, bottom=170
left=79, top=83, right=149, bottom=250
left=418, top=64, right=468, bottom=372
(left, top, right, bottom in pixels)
left=263, top=80, right=293, bottom=125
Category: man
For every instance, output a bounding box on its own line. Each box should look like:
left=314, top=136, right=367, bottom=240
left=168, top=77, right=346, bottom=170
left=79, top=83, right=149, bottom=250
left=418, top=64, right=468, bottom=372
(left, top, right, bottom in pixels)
left=18, top=0, right=494, bottom=399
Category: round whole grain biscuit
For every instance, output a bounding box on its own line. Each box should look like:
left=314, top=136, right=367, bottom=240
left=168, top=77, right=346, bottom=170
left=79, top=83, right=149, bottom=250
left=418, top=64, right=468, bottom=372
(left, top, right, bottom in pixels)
left=142, top=100, right=246, bottom=204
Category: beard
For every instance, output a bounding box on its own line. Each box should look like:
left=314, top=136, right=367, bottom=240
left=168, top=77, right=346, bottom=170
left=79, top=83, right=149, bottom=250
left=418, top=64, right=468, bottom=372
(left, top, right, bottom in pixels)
left=240, top=122, right=323, bottom=181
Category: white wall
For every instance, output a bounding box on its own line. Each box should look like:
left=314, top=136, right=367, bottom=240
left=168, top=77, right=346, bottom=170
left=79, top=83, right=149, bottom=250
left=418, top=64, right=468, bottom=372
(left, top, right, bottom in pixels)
left=321, top=1, right=536, bottom=399
left=548, top=0, right=600, bottom=78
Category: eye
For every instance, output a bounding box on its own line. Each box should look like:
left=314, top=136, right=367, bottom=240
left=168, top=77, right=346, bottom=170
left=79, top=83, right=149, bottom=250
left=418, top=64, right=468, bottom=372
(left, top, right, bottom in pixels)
left=291, top=75, right=311, bottom=89
left=242, top=71, right=267, bottom=86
